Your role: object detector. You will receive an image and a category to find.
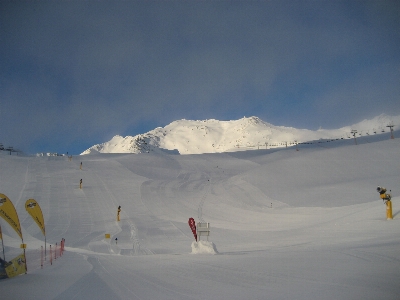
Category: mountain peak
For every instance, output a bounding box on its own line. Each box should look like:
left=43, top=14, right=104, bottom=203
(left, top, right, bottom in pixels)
left=81, top=114, right=400, bottom=155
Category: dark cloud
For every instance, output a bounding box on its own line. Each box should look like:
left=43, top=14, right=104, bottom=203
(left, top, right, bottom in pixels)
left=1, top=0, right=399, bottom=154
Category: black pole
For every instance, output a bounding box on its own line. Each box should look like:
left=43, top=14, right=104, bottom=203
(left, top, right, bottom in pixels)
left=0, top=225, right=5, bottom=261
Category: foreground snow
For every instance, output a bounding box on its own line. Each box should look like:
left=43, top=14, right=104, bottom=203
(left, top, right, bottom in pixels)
left=191, top=241, right=219, bottom=254
left=0, top=136, right=400, bottom=299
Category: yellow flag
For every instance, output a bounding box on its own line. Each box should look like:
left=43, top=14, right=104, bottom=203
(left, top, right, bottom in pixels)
left=5, top=254, right=26, bottom=278
left=0, top=194, right=22, bottom=239
left=25, top=199, right=46, bottom=236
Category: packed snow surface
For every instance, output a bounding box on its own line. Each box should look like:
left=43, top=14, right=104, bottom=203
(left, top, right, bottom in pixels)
left=191, top=241, right=219, bottom=255
left=1, top=130, right=400, bottom=299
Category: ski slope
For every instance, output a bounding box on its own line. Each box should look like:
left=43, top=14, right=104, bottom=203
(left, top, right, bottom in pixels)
left=1, top=134, right=400, bottom=299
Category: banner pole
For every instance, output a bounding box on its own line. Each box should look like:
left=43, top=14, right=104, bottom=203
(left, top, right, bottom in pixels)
left=1, top=237, right=4, bottom=261
left=22, top=237, right=27, bottom=273
left=45, top=236, right=47, bottom=261
left=0, top=225, right=5, bottom=261
left=50, top=245, right=52, bottom=265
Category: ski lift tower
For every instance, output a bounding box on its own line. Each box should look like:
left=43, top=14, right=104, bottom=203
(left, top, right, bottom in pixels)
left=386, top=124, right=395, bottom=139
left=5, top=146, right=14, bottom=155
left=351, top=130, right=358, bottom=145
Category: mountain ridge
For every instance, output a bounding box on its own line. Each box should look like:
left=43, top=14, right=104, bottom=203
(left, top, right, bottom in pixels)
left=81, top=114, right=400, bottom=155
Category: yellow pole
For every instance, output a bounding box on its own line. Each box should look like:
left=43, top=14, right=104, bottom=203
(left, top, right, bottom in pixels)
left=80, top=179, right=82, bottom=189
left=386, top=200, right=393, bottom=220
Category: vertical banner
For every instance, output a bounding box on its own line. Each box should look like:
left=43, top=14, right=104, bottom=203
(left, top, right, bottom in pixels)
left=188, top=217, right=197, bottom=242
left=0, top=194, right=22, bottom=239
left=0, top=194, right=27, bottom=274
left=25, top=198, right=47, bottom=261
left=25, top=199, right=46, bottom=236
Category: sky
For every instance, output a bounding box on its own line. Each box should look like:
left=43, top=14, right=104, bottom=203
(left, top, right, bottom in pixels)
left=1, top=0, right=399, bottom=154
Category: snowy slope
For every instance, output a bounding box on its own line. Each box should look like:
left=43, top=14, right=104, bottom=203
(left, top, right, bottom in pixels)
left=81, top=114, right=400, bottom=155
left=0, top=133, right=399, bottom=299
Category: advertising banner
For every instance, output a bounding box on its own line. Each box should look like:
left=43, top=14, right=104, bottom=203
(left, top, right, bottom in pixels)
left=5, top=254, right=26, bottom=278
left=25, top=199, right=46, bottom=236
left=188, top=217, right=197, bottom=241
left=0, top=194, right=22, bottom=239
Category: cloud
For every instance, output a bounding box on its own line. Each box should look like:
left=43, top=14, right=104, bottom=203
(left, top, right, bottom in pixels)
left=313, top=63, right=400, bottom=127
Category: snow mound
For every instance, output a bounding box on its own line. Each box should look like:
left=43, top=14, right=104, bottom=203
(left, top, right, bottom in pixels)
left=191, top=241, right=219, bottom=254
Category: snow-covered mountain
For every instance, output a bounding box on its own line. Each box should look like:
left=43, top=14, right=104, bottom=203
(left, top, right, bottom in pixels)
left=81, top=114, right=400, bottom=155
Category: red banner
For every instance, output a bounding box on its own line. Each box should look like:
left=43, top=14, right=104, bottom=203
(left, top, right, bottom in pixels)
left=188, top=218, right=197, bottom=241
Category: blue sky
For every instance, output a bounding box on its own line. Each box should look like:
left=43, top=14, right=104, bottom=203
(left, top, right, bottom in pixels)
left=1, top=0, right=399, bottom=154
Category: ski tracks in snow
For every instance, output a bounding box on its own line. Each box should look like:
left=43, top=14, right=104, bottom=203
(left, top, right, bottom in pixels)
left=84, top=164, right=150, bottom=256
